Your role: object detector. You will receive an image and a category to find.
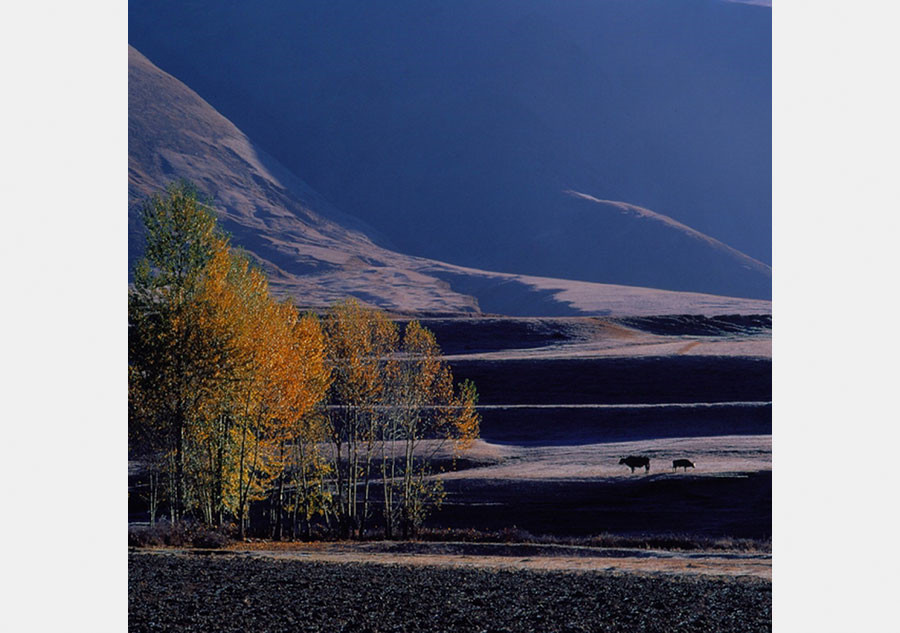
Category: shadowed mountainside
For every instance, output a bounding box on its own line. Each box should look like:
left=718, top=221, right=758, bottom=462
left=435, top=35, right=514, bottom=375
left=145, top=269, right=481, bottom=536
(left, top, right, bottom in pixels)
left=129, top=46, right=771, bottom=317
left=129, top=45, right=478, bottom=313
left=129, top=0, right=771, bottom=300
left=552, top=192, right=771, bottom=299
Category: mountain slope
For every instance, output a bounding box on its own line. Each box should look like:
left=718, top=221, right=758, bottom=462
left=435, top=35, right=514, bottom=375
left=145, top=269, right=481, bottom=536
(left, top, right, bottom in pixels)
left=129, top=45, right=476, bottom=313
left=129, top=0, right=771, bottom=300
left=535, top=191, right=772, bottom=299
left=129, top=46, right=770, bottom=317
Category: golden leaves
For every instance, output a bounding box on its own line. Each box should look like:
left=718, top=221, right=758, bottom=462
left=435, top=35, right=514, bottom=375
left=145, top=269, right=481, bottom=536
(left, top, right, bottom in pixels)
left=129, top=186, right=480, bottom=533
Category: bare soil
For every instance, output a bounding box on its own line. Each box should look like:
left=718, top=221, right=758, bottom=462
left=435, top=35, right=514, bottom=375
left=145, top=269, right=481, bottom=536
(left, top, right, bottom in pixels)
left=129, top=550, right=771, bottom=632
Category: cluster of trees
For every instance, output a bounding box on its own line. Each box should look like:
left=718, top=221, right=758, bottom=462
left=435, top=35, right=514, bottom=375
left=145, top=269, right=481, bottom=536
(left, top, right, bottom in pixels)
left=129, top=182, right=479, bottom=539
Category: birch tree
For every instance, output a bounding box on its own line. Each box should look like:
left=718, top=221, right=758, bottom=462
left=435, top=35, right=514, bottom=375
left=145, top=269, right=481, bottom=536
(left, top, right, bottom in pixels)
left=385, top=321, right=480, bottom=538
left=129, top=182, right=331, bottom=534
left=128, top=181, right=233, bottom=522
left=322, top=299, right=398, bottom=538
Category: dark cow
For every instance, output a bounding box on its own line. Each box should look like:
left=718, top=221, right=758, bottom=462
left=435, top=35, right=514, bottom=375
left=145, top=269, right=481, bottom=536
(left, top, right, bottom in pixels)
left=672, top=459, right=695, bottom=472
left=619, top=456, right=650, bottom=473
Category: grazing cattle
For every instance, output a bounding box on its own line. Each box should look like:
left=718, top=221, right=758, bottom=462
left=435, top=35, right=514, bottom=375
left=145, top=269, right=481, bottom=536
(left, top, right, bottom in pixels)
left=619, top=456, right=650, bottom=473
left=672, top=459, right=695, bottom=472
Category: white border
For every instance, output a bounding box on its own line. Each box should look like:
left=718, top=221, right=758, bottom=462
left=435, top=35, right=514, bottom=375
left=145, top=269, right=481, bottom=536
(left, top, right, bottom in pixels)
left=4, top=2, right=126, bottom=630
left=6, top=0, right=899, bottom=630
left=774, top=0, right=899, bottom=630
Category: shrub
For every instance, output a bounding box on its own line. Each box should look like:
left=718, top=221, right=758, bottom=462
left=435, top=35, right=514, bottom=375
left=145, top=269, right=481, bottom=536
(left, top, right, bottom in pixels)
left=127, top=520, right=234, bottom=549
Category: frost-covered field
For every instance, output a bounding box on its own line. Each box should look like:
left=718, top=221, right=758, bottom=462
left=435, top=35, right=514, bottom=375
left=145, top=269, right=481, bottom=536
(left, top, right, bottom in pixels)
left=436, top=435, right=770, bottom=482
left=415, top=434, right=772, bottom=540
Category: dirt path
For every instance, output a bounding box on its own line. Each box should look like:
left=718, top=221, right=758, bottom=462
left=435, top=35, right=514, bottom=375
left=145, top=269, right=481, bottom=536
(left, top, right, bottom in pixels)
left=172, top=541, right=772, bottom=580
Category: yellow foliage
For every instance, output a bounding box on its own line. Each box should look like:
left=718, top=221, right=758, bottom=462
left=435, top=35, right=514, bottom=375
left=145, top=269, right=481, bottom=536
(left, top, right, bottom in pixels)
left=130, top=185, right=480, bottom=534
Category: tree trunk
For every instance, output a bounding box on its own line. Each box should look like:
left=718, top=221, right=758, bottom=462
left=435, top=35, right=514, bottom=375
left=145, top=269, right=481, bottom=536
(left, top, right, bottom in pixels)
left=350, top=430, right=359, bottom=538
left=291, top=483, right=300, bottom=540
left=333, top=435, right=346, bottom=538
left=149, top=471, right=158, bottom=525
left=382, top=420, right=398, bottom=539
left=175, top=419, right=186, bottom=523
left=402, top=435, right=415, bottom=539
left=360, top=451, right=373, bottom=539
left=296, top=441, right=307, bottom=539
left=246, top=417, right=263, bottom=537
left=237, top=420, right=248, bottom=539
left=275, top=471, right=285, bottom=540
left=344, top=438, right=354, bottom=538
left=167, top=456, right=177, bottom=522
left=215, top=413, right=229, bottom=527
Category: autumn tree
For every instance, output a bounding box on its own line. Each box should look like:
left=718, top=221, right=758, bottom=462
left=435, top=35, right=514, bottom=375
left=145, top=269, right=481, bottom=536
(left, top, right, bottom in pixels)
left=129, top=182, right=330, bottom=534
left=257, top=305, right=330, bottom=540
left=128, top=181, right=233, bottom=522
left=129, top=182, right=479, bottom=539
left=383, top=321, right=481, bottom=538
left=321, top=303, right=481, bottom=539
left=184, top=245, right=330, bottom=538
left=322, top=299, right=398, bottom=538
left=285, top=407, right=333, bottom=539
